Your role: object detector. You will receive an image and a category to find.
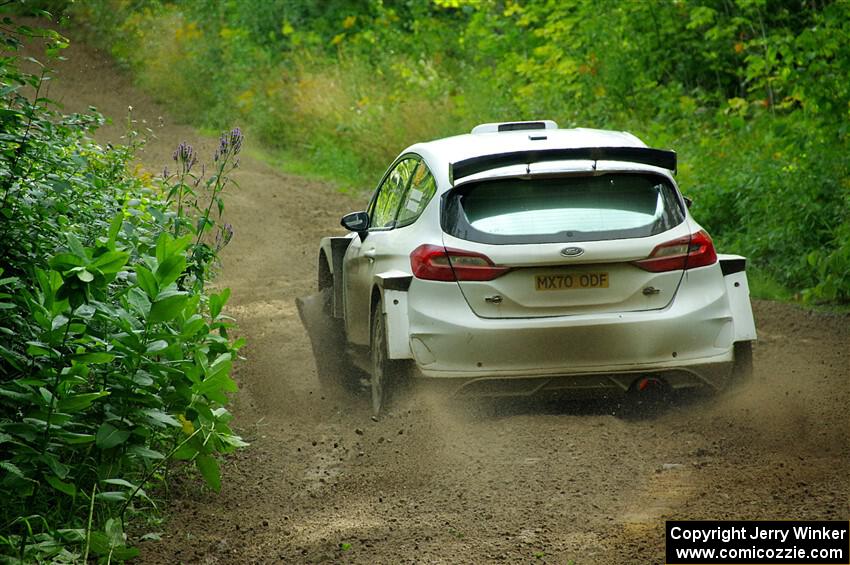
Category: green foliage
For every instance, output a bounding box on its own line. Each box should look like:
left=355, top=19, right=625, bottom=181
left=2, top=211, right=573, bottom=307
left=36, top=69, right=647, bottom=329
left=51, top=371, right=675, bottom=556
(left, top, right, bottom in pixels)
left=0, top=14, right=246, bottom=562
left=71, top=0, right=850, bottom=301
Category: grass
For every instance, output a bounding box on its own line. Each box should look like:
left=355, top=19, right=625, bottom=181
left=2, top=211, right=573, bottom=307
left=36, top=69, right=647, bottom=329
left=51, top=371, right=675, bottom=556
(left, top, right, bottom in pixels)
left=747, top=266, right=850, bottom=314
left=245, top=144, right=372, bottom=196
left=747, top=267, right=795, bottom=302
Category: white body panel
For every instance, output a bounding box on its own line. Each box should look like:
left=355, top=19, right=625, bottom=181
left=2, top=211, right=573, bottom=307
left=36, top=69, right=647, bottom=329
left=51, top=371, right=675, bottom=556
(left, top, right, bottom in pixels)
left=406, top=263, right=734, bottom=378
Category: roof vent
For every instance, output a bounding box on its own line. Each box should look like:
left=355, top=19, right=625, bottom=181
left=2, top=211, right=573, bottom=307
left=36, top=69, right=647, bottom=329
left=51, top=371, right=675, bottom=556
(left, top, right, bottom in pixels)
left=471, top=120, right=558, bottom=134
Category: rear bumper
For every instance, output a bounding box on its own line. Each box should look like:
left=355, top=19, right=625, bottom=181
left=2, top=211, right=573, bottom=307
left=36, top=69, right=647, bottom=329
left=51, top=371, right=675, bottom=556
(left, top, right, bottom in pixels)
left=407, top=266, right=736, bottom=390
left=423, top=361, right=733, bottom=397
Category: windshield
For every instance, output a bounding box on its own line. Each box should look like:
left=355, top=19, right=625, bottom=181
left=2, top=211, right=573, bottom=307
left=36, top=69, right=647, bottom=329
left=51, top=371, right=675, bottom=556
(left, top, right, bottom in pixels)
left=442, top=173, right=685, bottom=244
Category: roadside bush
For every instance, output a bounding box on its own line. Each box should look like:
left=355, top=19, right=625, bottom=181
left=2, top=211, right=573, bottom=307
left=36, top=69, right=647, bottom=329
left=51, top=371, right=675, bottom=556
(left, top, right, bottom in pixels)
left=677, top=113, right=849, bottom=296
left=0, top=18, right=245, bottom=563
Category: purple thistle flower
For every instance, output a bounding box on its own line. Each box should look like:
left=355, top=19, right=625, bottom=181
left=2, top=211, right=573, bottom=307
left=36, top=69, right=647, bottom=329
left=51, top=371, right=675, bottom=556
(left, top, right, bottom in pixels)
left=172, top=141, right=197, bottom=174
left=214, top=127, right=244, bottom=163
left=229, top=127, right=243, bottom=154
left=215, top=222, right=234, bottom=250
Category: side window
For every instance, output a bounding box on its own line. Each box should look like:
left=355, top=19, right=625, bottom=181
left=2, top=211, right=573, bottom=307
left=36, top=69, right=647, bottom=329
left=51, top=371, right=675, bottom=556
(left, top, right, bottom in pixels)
left=370, top=158, right=417, bottom=229
left=396, top=162, right=437, bottom=228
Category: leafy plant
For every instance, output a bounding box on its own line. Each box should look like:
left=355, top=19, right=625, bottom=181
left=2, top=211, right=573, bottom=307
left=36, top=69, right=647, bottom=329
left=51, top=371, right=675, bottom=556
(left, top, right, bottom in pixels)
left=0, top=13, right=246, bottom=563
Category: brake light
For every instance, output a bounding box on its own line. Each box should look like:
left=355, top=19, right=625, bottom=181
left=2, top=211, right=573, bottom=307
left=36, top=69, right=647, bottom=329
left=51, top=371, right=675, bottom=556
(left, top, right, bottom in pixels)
left=410, top=244, right=510, bottom=281
left=633, top=230, right=717, bottom=272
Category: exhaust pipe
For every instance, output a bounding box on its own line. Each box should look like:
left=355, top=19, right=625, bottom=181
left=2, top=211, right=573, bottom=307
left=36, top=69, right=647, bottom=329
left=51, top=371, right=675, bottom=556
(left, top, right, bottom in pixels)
left=618, top=376, right=672, bottom=419
left=635, top=376, right=665, bottom=393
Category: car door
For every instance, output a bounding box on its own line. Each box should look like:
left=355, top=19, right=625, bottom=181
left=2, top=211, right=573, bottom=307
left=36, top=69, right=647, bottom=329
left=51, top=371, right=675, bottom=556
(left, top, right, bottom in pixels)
left=343, top=157, right=418, bottom=345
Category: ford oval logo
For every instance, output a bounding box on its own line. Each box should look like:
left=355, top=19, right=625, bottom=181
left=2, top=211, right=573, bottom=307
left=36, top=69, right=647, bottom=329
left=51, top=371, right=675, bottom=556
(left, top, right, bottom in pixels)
left=560, top=246, right=585, bottom=257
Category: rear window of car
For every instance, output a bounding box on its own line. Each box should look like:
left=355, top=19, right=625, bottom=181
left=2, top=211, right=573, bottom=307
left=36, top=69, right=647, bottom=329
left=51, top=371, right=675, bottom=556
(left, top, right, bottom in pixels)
left=442, top=173, right=685, bottom=244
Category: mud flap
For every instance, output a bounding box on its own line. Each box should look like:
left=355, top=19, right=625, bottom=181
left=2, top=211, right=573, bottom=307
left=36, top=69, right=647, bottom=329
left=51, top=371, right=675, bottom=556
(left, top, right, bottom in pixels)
left=718, top=254, right=757, bottom=342
left=319, top=236, right=353, bottom=319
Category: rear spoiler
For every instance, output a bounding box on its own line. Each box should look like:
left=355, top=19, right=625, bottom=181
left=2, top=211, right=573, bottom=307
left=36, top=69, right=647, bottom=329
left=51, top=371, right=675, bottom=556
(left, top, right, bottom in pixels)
left=449, top=146, right=677, bottom=185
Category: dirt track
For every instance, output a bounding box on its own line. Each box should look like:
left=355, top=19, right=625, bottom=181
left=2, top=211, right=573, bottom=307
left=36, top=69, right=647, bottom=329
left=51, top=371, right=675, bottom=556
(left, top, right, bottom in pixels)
left=38, top=35, right=850, bottom=564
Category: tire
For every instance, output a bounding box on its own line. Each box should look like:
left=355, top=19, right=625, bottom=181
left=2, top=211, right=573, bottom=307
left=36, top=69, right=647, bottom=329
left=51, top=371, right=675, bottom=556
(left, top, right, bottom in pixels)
left=296, top=287, right=358, bottom=391
left=369, top=299, right=404, bottom=417
left=731, top=341, right=754, bottom=384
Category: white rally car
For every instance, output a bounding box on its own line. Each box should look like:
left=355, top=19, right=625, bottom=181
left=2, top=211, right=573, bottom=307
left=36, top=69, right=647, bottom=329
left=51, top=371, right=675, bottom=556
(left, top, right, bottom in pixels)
left=299, top=120, right=756, bottom=416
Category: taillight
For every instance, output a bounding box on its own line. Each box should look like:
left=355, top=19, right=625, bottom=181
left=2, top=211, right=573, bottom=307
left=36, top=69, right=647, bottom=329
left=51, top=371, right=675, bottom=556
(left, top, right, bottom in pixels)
left=633, top=230, right=717, bottom=272
left=410, top=244, right=510, bottom=281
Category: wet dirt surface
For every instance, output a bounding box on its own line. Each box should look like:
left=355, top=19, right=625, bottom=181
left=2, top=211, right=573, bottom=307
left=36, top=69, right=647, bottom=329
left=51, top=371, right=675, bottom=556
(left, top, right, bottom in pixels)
left=30, top=33, right=850, bottom=564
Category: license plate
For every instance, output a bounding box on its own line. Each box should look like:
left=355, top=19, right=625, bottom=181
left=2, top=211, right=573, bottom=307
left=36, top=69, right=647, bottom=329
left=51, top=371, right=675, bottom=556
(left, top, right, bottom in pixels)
left=535, top=272, right=609, bottom=290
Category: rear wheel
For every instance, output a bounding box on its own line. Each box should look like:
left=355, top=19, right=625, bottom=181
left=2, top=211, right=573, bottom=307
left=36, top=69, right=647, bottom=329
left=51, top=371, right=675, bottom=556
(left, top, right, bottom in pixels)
left=296, top=286, right=358, bottom=391
left=370, top=299, right=404, bottom=417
